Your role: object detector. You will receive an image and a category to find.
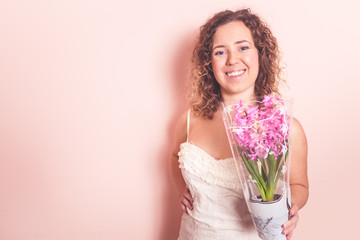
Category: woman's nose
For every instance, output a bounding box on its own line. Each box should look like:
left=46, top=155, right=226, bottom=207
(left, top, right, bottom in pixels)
left=226, top=51, right=240, bottom=65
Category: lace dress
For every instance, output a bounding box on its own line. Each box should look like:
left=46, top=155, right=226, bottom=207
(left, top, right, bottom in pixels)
left=177, top=111, right=260, bottom=240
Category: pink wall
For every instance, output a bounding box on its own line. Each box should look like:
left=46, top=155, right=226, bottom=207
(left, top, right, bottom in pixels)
left=0, top=0, right=358, bottom=239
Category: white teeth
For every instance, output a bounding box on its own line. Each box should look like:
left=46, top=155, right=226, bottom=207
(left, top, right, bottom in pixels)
left=227, top=70, right=245, bottom=77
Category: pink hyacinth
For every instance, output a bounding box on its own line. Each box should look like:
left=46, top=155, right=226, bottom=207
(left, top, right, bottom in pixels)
left=233, top=95, right=289, bottom=161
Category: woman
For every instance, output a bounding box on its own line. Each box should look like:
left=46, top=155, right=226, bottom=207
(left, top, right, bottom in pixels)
left=171, top=9, right=309, bottom=240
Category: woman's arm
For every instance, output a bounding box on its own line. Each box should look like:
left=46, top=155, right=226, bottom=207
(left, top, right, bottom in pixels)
left=170, top=112, right=187, bottom=194
left=283, top=117, right=309, bottom=239
left=169, top=111, right=194, bottom=212
left=289, top=117, right=309, bottom=209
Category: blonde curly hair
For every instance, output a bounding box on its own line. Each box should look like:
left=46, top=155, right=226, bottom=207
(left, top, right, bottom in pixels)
left=190, top=9, right=283, bottom=119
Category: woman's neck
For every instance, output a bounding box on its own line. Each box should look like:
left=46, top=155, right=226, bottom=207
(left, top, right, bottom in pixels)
left=221, top=91, right=256, bottom=105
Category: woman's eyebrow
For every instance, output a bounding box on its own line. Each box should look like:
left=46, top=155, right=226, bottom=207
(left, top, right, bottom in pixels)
left=212, top=40, right=251, bottom=50
left=235, top=40, right=251, bottom=45
left=212, top=45, right=225, bottom=51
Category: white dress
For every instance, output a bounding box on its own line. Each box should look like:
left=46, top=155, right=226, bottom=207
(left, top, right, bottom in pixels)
left=177, top=111, right=260, bottom=240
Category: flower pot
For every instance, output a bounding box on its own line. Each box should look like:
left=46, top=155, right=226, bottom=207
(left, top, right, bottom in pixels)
left=248, top=191, right=290, bottom=240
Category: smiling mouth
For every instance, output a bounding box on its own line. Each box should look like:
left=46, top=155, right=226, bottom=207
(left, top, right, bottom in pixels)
left=226, top=69, right=246, bottom=77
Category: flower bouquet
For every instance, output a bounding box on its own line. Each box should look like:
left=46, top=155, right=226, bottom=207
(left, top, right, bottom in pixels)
left=222, top=95, right=292, bottom=240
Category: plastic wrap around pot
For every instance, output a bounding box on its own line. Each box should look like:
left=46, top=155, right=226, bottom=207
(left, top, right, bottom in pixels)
left=222, top=96, right=293, bottom=240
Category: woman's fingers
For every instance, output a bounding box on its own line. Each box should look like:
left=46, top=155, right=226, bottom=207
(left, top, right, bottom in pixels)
left=283, top=215, right=298, bottom=236
left=181, top=202, right=188, bottom=214
left=289, top=204, right=299, bottom=216
left=282, top=204, right=299, bottom=239
left=180, top=187, right=194, bottom=213
left=183, top=188, right=194, bottom=203
left=286, top=229, right=294, bottom=240
left=181, top=195, right=193, bottom=210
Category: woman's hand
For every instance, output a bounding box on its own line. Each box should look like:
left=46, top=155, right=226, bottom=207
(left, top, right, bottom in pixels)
left=282, top=204, right=299, bottom=239
left=179, top=186, right=193, bottom=214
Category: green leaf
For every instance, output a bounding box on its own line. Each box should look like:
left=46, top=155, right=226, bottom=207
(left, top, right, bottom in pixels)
left=238, top=147, right=266, bottom=200
left=284, top=148, right=289, bottom=163
left=275, top=153, right=283, bottom=171
left=249, top=159, right=267, bottom=191
left=260, top=158, right=267, bottom=181
left=274, top=161, right=284, bottom=187
left=274, top=149, right=288, bottom=186
left=267, top=152, right=276, bottom=185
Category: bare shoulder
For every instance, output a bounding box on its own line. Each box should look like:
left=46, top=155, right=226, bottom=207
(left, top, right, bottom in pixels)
left=172, top=111, right=188, bottom=156
left=175, top=111, right=188, bottom=143
left=291, top=117, right=307, bottom=146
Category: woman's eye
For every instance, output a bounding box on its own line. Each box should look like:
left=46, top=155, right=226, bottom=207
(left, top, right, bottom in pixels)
left=214, top=50, right=226, bottom=56
left=239, top=46, right=249, bottom=51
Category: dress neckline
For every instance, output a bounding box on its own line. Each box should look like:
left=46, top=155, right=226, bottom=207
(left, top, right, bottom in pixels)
left=180, top=142, right=233, bottom=162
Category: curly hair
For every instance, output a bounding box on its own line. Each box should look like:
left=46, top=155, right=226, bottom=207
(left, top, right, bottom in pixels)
left=190, top=8, right=283, bottom=119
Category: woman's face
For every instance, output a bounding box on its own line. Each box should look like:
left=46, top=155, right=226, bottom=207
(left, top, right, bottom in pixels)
left=211, top=21, right=259, bottom=102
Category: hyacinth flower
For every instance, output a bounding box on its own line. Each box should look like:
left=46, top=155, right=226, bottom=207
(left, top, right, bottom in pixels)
left=225, top=95, right=290, bottom=202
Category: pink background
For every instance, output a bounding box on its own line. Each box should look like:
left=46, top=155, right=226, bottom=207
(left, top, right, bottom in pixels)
left=0, top=0, right=359, bottom=239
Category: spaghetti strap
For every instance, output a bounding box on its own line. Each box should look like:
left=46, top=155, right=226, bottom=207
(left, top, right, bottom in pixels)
left=186, top=109, right=190, bottom=142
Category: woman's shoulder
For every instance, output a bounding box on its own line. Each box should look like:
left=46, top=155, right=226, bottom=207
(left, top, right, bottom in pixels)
left=291, top=117, right=307, bottom=148
left=292, top=118, right=306, bottom=136
left=174, top=109, right=206, bottom=143
left=174, top=110, right=189, bottom=145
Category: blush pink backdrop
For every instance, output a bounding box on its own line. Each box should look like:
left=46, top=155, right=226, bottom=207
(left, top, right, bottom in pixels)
left=0, top=0, right=359, bottom=239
